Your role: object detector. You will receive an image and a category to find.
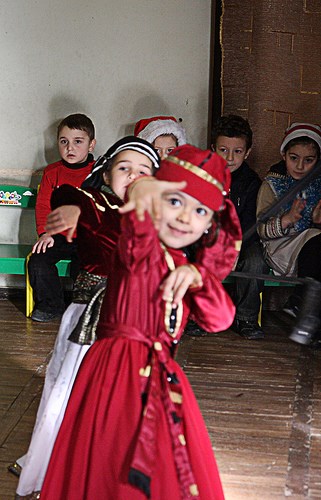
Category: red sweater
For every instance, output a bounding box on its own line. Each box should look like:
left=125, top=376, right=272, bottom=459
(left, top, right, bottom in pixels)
left=35, top=159, right=94, bottom=236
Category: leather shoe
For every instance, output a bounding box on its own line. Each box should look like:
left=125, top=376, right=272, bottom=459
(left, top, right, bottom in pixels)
left=184, top=320, right=208, bottom=337
left=232, top=319, right=264, bottom=340
left=31, top=309, right=62, bottom=322
left=7, top=462, right=22, bottom=477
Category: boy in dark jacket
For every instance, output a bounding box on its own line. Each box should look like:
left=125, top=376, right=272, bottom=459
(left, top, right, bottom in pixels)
left=212, top=115, right=268, bottom=339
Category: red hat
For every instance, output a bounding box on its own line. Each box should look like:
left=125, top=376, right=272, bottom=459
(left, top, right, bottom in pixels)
left=134, top=116, right=187, bottom=145
left=280, top=123, right=321, bottom=154
left=156, top=144, right=230, bottom=211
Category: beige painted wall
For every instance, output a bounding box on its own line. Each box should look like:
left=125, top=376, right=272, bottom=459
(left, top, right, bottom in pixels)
left=0, top=0, right=211, bottom=178
left=0, top=0, right=211, bottom=285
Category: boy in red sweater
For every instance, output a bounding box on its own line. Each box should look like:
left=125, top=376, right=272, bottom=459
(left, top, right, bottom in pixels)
left=29, top=113, right=96, bottom=322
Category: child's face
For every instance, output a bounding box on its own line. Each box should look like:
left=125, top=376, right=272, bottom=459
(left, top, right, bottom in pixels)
left=283, top=143, right=318, bottom=180
left=58, top=126, right=96, bottom=164
left=157, top=190, right=213, bottom=249
left=105, top=150, right=153, bottom=200
left=214, top=136, right=250, bottom=173
left=153, top=135, right=177, bottom=160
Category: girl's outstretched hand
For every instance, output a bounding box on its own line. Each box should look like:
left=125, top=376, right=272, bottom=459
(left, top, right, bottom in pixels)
left=160, top=265, right=203, bottom=308
left=119, top=177, right=186, bottom=229
left=45, top=205, right=81, bottom=243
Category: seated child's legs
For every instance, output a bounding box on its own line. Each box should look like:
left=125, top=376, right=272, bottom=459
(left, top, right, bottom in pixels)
left=234, top=241, right=269, bottom=322
left=298, top=234, right=321, bottom=281
left=28, top=234, right=79, bottom=321
left=285, top=233, right=321, bottom=318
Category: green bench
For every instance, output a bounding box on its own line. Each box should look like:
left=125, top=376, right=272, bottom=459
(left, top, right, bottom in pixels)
left=0, top=185, right=71, bottom=316
left=223, top=270, right=295, bottom=325
left=0, top=184, right=293, bottom=319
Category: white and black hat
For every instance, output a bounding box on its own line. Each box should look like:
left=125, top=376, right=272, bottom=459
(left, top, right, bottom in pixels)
left=82, top=136, right=160, bottom=189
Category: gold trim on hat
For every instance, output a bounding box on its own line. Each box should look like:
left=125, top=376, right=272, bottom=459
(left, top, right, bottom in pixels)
left=166, top=155, right=224, bottom=193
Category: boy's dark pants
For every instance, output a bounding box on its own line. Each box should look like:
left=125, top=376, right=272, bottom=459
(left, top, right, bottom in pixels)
left=233, top=241, right=269, bottom=322
left=28, top=234, right=80, bottom=315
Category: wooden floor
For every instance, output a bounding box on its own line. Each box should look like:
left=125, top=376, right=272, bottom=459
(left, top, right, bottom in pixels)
left=0, top=297, right=320, bottom=499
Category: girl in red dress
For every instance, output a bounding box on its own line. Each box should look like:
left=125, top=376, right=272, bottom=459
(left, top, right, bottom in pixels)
left=41, top=144, right=241, bottom=500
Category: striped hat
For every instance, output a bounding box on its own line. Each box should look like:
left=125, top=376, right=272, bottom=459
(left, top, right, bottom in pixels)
left=82, top=136, right=160, bottom=189
left=280, top=123, right=321, bottom=154
left=105, top=136, right=160, bottom=170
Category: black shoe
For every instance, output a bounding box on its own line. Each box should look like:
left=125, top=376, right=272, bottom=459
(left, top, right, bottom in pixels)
left=283, top=302, right=299, bottom=318
left=184, top=320, right=208, bottom=337
left=7, top=462, right=22, bottom=477
left=31, top=309, right=62, bottom=322
left=232, top=319, right=264, bottom=340
left=283, top=295, right=301, bottom=318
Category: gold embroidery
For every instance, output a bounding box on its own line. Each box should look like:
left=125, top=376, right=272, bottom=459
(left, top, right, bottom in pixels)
left=154, top=341, right=162, bottom=351
left=178, top=433, right=186, bottom=445
left=139, top=365, right=151, bottom=377
left=76, top=188, right=121, bottom=211
left=170, top=391, right=183, bottom=404
left=160, top=243, right=183, bottom=337
left=235, top=240, right=242, bottom=251
left=189, top=484, right=199, bottom=496
left=99, top=191, right=121, bottom=210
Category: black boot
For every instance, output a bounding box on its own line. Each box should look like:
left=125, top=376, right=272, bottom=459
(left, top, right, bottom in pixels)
left=289, top=278, right=321, bottom=345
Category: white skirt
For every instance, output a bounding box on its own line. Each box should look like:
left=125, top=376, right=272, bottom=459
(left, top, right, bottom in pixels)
left=16, top=302, right=91, bottom=495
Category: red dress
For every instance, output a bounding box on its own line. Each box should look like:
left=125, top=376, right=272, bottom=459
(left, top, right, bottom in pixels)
left=41, top=210, right=237, bottom=500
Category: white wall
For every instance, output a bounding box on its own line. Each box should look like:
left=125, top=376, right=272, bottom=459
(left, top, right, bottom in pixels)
left=0, top=0, right=211, bottom=285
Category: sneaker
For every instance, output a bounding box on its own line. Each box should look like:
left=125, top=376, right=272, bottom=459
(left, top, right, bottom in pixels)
left=7, top=462, right=22, bottom=477
left=232, top=319, right=264, bottom=340
left=31, top=309, right=62, bottom=322
left=283, top=297, right=301, bottom=318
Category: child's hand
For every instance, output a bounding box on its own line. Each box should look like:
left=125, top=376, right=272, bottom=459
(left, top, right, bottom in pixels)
left=45, top=205, right=81, bottom=243
left=160, top=265, right=203, bottom=308
left=281, top=197, right=306, bottom=228
left=32, top=233, right=55, bottom=253
left=119, top=177, right=186, bottom=229
left=312, top=200, right=321, bottom=225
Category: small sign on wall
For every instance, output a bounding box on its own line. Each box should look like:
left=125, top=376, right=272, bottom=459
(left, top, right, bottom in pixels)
left=0, top=185, right=37, bottom=208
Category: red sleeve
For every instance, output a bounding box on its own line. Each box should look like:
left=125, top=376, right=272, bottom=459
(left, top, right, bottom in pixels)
left=35, top=167, right=57, bottom=235
left=36, top=161, right=95, bottom=237
left=188, top=263, right=236, bottom=332
left=196, top=199, right=242, bottom=280
left=51, top=184, right=90, bottom=210
left=51, top=185, right=113, bottom=236
left=118, top=210, right=161, bottom=271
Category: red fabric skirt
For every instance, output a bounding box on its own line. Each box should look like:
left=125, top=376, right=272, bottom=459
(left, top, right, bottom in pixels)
left=41, top=337, right=224, bottom=499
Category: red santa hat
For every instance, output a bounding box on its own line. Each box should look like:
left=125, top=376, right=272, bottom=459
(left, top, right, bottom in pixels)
left=134, top=116, right=187, bottom=146
left=156, top=144, right=231, bottom=212
left=280, top=123, right=321, bottom=154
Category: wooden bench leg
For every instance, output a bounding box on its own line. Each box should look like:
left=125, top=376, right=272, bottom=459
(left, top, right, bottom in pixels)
left=25, top=253, right=34, bottom=317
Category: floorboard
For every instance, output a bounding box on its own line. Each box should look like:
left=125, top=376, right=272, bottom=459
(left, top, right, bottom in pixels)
left=0, top=299, right=320, bottom=499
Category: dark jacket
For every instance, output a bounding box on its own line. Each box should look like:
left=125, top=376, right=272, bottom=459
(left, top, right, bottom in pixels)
left=230, top=162, right=262, bottom=248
